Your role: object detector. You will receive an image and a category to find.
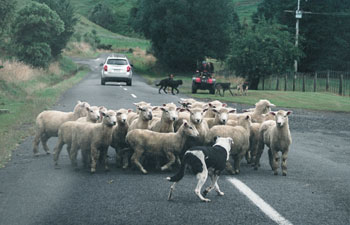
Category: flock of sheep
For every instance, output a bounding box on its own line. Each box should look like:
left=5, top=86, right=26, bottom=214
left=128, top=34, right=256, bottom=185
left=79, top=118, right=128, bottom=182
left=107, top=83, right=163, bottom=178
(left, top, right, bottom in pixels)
left=33, top=98, right=292, bottom=176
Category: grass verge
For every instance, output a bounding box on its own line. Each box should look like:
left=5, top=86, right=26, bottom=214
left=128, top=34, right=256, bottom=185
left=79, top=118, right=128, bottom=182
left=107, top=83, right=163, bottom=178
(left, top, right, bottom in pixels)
left=0, top=57, right=89, bottom=168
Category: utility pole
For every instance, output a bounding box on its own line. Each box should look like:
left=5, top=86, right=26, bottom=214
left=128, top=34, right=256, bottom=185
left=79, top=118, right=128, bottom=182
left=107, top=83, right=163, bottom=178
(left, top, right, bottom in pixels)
left=295, top=0, right=302, bottom=74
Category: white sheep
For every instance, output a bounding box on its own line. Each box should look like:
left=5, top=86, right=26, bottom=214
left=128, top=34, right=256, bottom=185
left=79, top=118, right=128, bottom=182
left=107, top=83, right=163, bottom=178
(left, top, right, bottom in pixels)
left=150, top=103, right=178, bottom=133
left=254, top=110, right=292, bottom=176
left=127, top=102, right=150, bottom=124
left=128, top=104, right=155, bottom=131
left=70, top=110, right=117, bottom=173
left=206, top=115, right=251, bottom=174
left=33, top=101, right=89, bottom=155
left=76, top=106, right=101, bottom=123
left=204, top=100, right=227, bottom=118
left=111, top=108, right=131, bottom=168
left=205, top=107, right=236, bottom=129
left=126, top=120, right=199, bottom=174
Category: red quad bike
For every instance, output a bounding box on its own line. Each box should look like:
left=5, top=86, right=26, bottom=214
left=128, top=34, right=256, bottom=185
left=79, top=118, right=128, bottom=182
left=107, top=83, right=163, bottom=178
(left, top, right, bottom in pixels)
left=192, top=71, right=216, bottom=94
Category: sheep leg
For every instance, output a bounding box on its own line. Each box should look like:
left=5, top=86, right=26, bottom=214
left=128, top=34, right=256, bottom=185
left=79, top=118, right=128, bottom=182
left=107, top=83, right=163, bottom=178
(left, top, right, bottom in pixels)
left=121, top=148, right=131, bottom=169
left=131, top=149, right=147, bottom=174
left=33, top=131, right=41, bottom=155
left=82, top=150, right=89, bottom=168
left=70, top=142, right=79, bottom=169
left=233, top=154, right=243, bottom=174
left=268, top=149, right=273, bottom=170
left=90, top=147, right=99, bottom=173
left=195, top=170, right=210, bottom=202
left=254, top=146, right=264, bottom=170
left=245, top=150, right=252, bottom=164
left=161, top=152, right=176, bottom=171
left=281, top=150, right=288, bottom=176
left=225, top=161, right=236, bottom=175
left=53, top=140, right=64, bottom=166
left=272, top=150, right=279, bottom=175
left=115, top=148, right=122, bottom=168
left=102, top=148, right=109, bottom=171
left=40, top=134, right=50, bottom=154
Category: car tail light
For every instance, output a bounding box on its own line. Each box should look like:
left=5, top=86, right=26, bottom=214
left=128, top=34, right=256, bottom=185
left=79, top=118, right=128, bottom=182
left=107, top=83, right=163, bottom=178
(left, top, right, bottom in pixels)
left=104, top=65, right=108, bottom=71
left=208, top=78, right=213, bottom=84
left=127, top=66, right=131, bottom=72
left=195, top=78, right=201, bottom=82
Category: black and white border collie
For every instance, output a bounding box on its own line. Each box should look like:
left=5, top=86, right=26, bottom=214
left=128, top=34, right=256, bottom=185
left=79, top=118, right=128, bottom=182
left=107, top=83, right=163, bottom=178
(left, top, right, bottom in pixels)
left=167, top=137, right=233, bottom=202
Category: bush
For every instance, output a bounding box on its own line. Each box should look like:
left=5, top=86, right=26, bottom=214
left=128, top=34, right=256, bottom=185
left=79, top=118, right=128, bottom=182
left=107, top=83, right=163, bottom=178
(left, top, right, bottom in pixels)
left=17, top=43, right=52, bottom=68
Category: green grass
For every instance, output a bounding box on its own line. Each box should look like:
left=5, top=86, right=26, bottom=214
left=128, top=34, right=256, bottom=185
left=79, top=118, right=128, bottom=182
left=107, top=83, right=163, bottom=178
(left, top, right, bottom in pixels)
left=189, top=90, right=350, bottom=112
left=232, top=0, right=262, bottom=23
left=0, top=57, right=89, bottom=168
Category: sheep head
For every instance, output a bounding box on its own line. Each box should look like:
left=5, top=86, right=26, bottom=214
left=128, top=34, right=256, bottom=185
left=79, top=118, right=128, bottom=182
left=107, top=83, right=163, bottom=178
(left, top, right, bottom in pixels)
left=101, top=110, right=117, bottom=127
left=182, top=120, right=199, bottom=137
left=270, top=110, right=292, bottom=127
left=187, top=107, right=207, bottom=124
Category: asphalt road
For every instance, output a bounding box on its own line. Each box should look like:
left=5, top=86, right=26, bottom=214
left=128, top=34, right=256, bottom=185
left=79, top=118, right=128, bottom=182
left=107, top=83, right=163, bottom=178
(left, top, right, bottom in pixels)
left=0, top=54, right=349, bottom=225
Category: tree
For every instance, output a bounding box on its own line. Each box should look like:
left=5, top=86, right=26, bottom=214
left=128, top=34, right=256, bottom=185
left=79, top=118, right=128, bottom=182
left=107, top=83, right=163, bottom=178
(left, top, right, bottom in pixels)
left=130, top=0, right=240, bottom=71
left=89, top=2, right=117, bottom=32
left=35, top=0, right=78, bottom=57
left=0, top=0, right=17, bottom=45
left=12, top=2, right=64, bottom=68
left=227, top=19, right=302, bottom=90
left=254, top=0, right=350, bottom=71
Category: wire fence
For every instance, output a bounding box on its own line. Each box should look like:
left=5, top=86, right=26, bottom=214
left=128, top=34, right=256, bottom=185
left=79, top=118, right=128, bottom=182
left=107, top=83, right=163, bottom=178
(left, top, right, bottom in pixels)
left=216, top=70, right=350, bottom=96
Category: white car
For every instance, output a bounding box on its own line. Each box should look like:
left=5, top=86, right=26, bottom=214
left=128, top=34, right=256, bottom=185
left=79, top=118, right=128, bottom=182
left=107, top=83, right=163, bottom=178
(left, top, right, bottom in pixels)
left=101, top=54, right=133, bottom=86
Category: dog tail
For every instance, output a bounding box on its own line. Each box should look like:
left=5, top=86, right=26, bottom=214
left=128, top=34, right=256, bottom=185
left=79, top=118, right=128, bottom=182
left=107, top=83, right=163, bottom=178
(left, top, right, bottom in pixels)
left=155, top=82, right=160, bottom=86
left=166, top=153, right=190, bottom=182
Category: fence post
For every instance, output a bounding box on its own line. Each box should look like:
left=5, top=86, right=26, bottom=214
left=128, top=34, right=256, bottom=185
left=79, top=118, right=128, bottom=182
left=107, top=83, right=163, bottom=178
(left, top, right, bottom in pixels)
left=339, top=74, right=343, bottom=95
left=302, top=73, right=305, bottom=92
left=293, top=72, right=296, bottom=91
left=314, top=72, right=317, bottom=92
left=284, top=74, right=287, bottom=91
left=276, top=76, right=279, bottom=90
left=326, top=70, right=330, bottom=92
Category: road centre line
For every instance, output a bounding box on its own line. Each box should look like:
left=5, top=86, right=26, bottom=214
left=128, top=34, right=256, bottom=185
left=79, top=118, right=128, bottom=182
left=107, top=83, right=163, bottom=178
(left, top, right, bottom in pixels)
left=227, top=177, right=293, bottom=225
left=123, top=88, right=128, bottom=91
left=131, top=94, right=137, bottom=98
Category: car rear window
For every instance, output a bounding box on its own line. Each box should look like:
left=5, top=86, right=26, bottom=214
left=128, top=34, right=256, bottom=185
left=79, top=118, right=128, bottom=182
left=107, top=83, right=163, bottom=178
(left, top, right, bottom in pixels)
left=107, top=59, right=127, bottom=65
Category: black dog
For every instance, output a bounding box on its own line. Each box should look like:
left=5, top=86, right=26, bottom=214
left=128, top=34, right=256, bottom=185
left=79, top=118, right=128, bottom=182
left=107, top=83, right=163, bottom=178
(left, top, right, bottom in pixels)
left=167, top=137, right=233, bottom=202
left=156, top=79, right=183, bottom=95
left=215, top=82, right=234, bottom=97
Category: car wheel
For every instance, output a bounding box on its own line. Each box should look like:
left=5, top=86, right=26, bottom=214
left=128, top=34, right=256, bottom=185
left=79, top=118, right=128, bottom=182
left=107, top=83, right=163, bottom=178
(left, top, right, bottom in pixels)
left=127, top=79, right=132, bottom=86
left=192, top=83, right=197, bottom=94
left=101, top=78, right=105, bottom=85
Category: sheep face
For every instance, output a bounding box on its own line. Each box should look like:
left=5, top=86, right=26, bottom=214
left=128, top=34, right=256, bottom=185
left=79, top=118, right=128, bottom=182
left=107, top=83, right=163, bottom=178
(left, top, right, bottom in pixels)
left=74, top=101, right=90, bottom=117
left=138, top=106, right=153, bottom=121
left=183, top=121, right=199, bottom=137
left=213, top=108, right=236, bottom=125
left=87, top=106, right=101, bottom=122
left=271, top=110, right=292, bottom=127
left=161, top=106, right=178, bottom=122
left=255, top=100, right=276, bottom=114
left=116, top=109, right=129, bottom=124
left=134, top=102, right=151, bottom=114
left=101, top=110, right=117, bottom=127
left=187, top=108, right=207, bottom=124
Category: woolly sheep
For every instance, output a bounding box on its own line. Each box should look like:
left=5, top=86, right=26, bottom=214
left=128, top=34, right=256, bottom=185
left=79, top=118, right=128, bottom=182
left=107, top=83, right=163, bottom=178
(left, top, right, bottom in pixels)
left=111, top=108, right=131, bottom=168
left=206, top=115, right=251, bottom=174
left=128, top=104, right=155, bottom=131
left=70, top=110, right=117, bottom=173
left=254, top=110, right=292, bottom=176
left=204, top=100, right=227, bottom=118
left=76, top=106, right=101, bottom=123
left=150, top=103, right=178, bottom=133
left=33, top=101, right=90, bottom=155
left=126, top=120, right=199, bottom=174
left=127, top=102, right=150, bottom=124
left=205, top=107, right=236, bottom=129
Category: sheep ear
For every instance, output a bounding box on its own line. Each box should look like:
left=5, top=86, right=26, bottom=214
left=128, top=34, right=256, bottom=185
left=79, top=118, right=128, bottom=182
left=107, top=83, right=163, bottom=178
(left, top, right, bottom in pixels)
left=270, top=111, right=276, bottom=116
left=286, top=111, right=292, bottom=116
left=100, top=111, right=106, bottom=117
left=77, top=100, right=82, bottom=104
left=269, top=103, right=276, bottom=107
left=116, top=112, right=122, bottom=116
left=152, top=107, right=158, bottom=111
left=245, top=115, right=250, bottom=120
left=178, top=108, right=186, bottom=112
left=222, top=103, right=227, bottom=107
left=163, top=104, right=167, bottom=106
left=212, top=108, right=219, bottom=113
left=203, top=108, right=208, bottom=113
left=208, top=103, right=213, bottom=107
left=229, top=109, right=236, bottom=113
left=184, top=122, right=188, bottom=127
left=86, top=106, right=90, bottom=111
left=128, top=109, right=133, bottom=113
left=160, top=107, right=166, bottom=112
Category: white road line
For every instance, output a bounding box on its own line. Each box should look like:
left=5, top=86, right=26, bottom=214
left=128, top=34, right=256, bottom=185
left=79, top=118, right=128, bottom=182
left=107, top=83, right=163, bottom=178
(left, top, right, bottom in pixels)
left=131, top=94, right=137, bottom=98
left=227, top=177, right=293, bottom=225
left=123, top=88, right=128, bottom=91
